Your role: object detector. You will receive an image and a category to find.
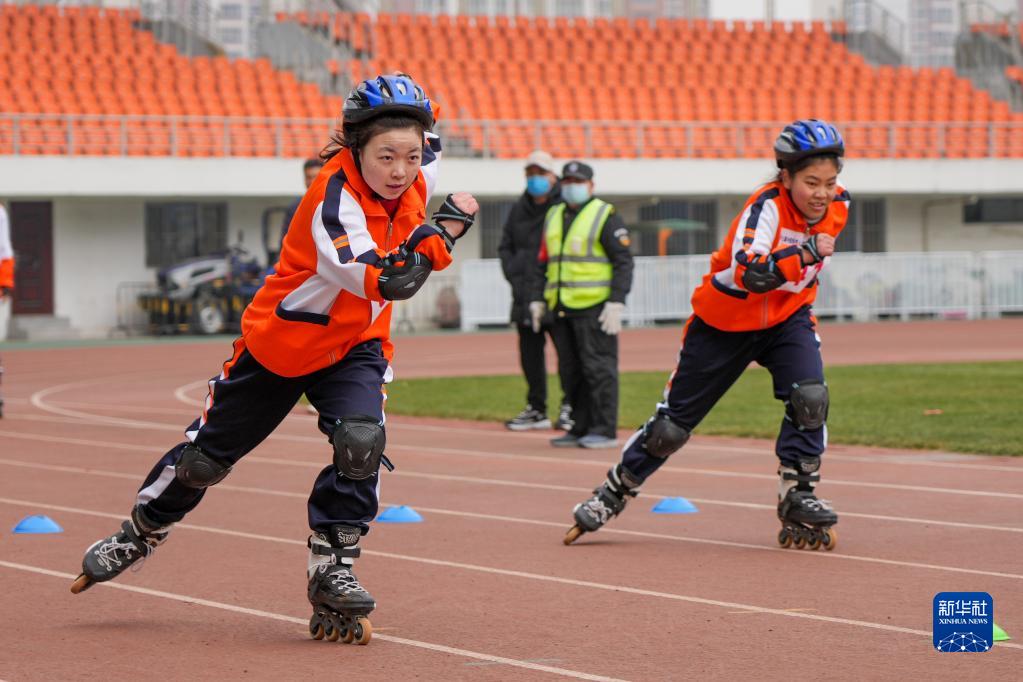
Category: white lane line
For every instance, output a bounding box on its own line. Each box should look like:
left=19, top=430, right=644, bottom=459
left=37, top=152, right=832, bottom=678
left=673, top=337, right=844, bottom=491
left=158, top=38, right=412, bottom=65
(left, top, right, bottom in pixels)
left=3, top=505, right=1021, bottom=653
left=26, top=396, right=1023, bottom=478
left=728, top=607, right=816, bottom=615
left=149, top=388, right=1023, bottom=474
left=4, top=465, right=1023, bottom=584
left=2, top=431, right=1021, bottom=535
left=173, top=379, right=208, bottom=408
left=24, top=387, right=1023, bottom=501
left=0, top=560, right=626, bottom=682
left=386, top=445, right=1023, bottom=500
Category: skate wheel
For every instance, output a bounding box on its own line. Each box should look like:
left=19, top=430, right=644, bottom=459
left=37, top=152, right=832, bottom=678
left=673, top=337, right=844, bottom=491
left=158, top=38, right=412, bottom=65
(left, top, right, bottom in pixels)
left=340, top=625, right=355, bottom=644
left=353, top=617, right=372, bottom=645
left=309, top=615, right=325, bottom=640
left=563, top=525, right=584, bottom=545
left=822, top=527, right=837, bottom=551
left=807, top=530, right=822, bottom=550
left=70, top=573, right=94, bottom=594
left=793, top=532, right=807, bottom=549
left=777, top=528, right=793, bottom=549
left=324, top=620, right=340, bottom=642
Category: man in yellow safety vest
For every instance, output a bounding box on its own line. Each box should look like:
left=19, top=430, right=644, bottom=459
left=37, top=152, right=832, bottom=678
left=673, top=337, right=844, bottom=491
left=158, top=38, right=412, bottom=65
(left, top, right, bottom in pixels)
left=528, top=161, right=634, bottom=448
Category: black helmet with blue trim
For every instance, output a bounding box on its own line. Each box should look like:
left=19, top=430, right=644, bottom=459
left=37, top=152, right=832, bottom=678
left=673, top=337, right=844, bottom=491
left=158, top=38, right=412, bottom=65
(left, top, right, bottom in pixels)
left=774, top=119, right=844, bottom=168
left=343, top=74, right=434, bottom=130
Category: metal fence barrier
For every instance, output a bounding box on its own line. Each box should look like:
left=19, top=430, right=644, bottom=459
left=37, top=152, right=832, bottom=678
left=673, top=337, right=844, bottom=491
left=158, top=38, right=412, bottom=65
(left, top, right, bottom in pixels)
left=4, top=114, right=1023, bottom=159
left=116, top=273, right=460, bottom=337
left=459, top=251, right=1023, bottom=331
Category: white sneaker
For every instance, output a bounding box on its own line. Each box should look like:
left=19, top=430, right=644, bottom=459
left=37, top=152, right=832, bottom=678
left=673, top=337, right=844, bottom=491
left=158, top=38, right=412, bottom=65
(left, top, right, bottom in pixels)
left=556, top=404, right=574, bottom=432
left=505, top=406, right=552, bottom=431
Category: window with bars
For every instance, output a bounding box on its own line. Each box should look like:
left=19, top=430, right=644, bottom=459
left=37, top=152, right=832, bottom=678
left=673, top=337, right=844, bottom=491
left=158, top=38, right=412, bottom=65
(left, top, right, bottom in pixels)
left=964, top=197, right=1023, bottom=223
left=478, top=199, right=519, bottom=258
left=835, top=197, right=885, bottom=252
left=145, top=202, right=229, bottom=268
left=637, top=199, right=717, bottom=255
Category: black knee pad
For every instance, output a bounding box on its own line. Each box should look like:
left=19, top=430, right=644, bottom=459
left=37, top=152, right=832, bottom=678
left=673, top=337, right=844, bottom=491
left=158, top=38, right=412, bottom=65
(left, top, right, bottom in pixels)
left=174, top=444, right=231, bottom=489
left=787, top=380, right=829, bottom=430
left=642, top=413, right=690, bottom=459
left=332, top=415, right=385, bottom=480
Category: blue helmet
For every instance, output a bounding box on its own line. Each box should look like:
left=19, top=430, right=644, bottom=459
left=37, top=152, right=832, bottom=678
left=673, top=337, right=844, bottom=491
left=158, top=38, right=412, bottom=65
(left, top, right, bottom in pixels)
left=343, top=74, right=434, bottom=130
left=774, top=119, right=844, bottom=168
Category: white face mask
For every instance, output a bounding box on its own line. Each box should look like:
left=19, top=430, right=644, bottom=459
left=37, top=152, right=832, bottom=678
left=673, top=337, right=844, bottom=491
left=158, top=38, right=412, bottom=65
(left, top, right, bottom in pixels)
left=562, top=183, right=591, bottom=205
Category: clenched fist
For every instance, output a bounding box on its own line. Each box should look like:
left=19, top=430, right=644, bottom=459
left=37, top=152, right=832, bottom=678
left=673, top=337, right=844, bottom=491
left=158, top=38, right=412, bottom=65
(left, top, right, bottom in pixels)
left=436, top=192, right=479, bottom=239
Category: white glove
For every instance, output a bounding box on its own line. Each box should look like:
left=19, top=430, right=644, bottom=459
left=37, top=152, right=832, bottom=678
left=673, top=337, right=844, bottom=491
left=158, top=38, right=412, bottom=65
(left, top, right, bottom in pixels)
left=528, top=301, right=546, bottom=333
left=598, top=302, right=625, bottom=335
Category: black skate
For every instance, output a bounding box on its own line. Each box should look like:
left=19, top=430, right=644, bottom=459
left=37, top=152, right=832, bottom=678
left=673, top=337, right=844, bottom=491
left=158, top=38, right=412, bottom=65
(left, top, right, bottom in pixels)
left=307, top=525, right=375, bottom=645
left=776, top=462, right=838, bottom=551
left=70, top=506, right=170, bottom=594
left=564, top=464, right=640, bottom=545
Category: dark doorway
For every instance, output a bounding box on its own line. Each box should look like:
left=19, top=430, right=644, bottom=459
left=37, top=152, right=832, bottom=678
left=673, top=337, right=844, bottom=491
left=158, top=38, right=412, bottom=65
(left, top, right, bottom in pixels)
left=10, top=201, right=53, bottom=315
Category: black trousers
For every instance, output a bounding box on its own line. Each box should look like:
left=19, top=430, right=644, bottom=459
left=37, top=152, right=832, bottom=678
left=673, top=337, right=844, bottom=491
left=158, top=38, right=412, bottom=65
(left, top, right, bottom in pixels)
left=515, top=321, right=569, bottom=413
left=551, top=314, right=618, bottom=438
left=135, top=339, right=388, bottom=535
left=622, top=306, right=826, bottom=483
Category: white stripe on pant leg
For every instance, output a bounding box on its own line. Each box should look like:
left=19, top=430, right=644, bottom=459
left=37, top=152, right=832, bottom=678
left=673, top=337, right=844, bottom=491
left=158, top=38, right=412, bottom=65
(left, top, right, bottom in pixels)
left=187, top=372, right=224, bottom=442
left=136, top=465, right=177, bottom=505
left=0, top=297, right=10, bottom=340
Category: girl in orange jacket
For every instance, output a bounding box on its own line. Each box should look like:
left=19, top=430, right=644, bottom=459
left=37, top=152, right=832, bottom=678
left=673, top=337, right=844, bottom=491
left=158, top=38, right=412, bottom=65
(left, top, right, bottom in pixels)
left=71, top=75, right=479, bottom=645
left=565, top=119, right=848, bottom=552
left=0, top=201, right=12, bottom=416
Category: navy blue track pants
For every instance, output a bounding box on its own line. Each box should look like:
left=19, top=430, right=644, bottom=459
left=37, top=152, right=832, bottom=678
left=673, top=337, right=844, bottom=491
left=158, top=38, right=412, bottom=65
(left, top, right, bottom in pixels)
left=622, top=305, right=826, bottom=483
left=135, top=338, right=388, bottom=535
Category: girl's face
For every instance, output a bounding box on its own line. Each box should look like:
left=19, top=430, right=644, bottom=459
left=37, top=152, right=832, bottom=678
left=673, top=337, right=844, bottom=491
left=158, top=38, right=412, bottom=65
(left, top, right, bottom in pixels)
left=360, top=127, right=423, bottom=200
left=781, top=158, right=839, bottom=222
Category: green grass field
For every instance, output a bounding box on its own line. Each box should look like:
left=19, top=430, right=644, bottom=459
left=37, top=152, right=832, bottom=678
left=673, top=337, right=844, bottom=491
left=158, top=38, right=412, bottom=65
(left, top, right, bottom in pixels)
left=384, top=361, right=1023, bottom=456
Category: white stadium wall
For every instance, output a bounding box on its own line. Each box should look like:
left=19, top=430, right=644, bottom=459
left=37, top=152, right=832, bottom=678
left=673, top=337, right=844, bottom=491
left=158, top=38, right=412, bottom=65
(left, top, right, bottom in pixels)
left=4, top=155, right=1023, bottom=199
left=2, top=155, right=1022, bottom=337
left=47, top=196, right=291, bottom=337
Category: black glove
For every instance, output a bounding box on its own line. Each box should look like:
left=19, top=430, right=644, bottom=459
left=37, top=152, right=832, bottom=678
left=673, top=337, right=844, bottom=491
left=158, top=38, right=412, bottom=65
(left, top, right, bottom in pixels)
left=378, top=251, right=432, bottom=301
left=741, top=258, right=784, bottom=294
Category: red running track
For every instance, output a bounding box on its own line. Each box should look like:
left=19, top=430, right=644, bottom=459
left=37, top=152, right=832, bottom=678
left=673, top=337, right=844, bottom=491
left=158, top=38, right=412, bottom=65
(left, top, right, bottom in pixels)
left=1, top=321, right=1021, bottom=679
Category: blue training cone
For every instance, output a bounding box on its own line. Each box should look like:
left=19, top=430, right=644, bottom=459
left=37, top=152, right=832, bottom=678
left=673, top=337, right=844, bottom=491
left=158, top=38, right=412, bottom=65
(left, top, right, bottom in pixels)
left=12, top=515, right=63, bottom=534
left=377, top=505, right=423, bottom=523
left=651, top=497, right=699, bottom=514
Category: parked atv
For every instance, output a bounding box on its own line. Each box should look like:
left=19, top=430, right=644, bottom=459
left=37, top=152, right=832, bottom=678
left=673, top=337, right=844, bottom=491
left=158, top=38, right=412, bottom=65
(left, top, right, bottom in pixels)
left=138, top=207, right=289, bottom=335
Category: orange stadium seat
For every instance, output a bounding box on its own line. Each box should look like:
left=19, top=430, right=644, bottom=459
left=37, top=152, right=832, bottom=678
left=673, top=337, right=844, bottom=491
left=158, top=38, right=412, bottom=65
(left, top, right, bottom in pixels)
left=3, top=8, right=1023, bottom=158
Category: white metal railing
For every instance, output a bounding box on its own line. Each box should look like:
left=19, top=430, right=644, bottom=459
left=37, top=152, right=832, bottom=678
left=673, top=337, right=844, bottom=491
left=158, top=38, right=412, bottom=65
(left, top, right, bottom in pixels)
left=4, top=114, right=1023, bottom=159
left=392, top=271, right=460, bottom=333
left=459, top=251, right=1023, bottom=330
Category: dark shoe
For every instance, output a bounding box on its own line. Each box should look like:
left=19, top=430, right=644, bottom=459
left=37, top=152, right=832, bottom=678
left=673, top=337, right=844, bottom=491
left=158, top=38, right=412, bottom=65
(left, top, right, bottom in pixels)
left=505, top=405, right=552, bottom=431
left=555, top=403, right=574, bottom=431
left=550, top=434, right=581, bottom=448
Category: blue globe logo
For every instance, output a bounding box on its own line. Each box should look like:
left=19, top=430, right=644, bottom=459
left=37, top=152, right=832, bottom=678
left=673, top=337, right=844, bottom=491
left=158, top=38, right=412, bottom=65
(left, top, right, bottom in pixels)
left=936, top=632, right=990, bottom=652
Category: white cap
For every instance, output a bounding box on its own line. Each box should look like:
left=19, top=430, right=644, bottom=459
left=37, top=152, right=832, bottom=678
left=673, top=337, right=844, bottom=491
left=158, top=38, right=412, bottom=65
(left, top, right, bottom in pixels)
left=524, top=150, right=556, bottom=174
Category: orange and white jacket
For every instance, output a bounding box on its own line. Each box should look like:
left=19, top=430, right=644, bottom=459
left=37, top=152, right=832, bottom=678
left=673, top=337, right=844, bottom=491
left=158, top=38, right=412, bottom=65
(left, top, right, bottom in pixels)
left=0, top=204, right=13, bottom=291
left=690, top=180, right=849, bottom=332
left=241, top=134, right=450, bottom=377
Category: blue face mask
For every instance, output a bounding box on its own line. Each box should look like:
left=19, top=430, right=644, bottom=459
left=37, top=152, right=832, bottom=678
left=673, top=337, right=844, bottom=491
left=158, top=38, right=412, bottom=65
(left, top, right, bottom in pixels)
left=526, top=175, right=551, bottom=197
left=562, top=183, right=591, bottom=206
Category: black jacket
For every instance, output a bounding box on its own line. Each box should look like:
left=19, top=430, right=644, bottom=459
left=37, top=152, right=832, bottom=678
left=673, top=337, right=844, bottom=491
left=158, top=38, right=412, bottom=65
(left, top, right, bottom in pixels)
left=497, top=187, right=561, bottom=324
left=529, top=198, right=634, bottom=318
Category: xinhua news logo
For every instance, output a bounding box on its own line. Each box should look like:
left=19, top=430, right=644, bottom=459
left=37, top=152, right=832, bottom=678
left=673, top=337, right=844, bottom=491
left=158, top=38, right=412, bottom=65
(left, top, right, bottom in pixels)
left=933, top=592, right=993, bottom=652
